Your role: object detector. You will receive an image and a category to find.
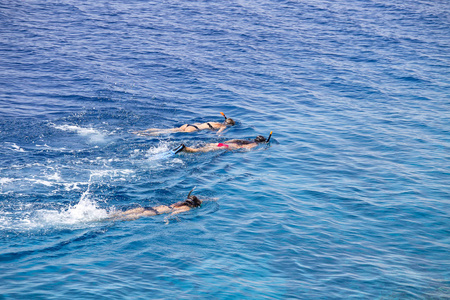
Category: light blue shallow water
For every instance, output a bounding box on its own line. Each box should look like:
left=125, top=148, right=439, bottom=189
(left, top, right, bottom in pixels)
left=1, top=0, right=449, bottom=299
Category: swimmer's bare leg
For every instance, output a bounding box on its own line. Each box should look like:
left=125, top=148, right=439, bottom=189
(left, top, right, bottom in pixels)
left=121, top=207, right=146, bottom=215
left=134, top=128, right=180, bottom=136
left=181, top=146, right=203, bottom=153
left=178, top=124, right=199, bottom=133
left=112, top=207, right=161, bottom=221
left=182, top=144, right=221, bottom=153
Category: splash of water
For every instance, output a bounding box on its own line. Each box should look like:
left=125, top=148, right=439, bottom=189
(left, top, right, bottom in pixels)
left=39, top=185, right=109, bottom=227
left=0, top=173, right=113, bottom=231
left=52, top=124, right=107, bottom=143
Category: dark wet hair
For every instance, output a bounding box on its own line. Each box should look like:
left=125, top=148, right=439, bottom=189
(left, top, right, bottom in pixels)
left=225, top=118, right=235, bottom=126
left=254, top=135, right=267, bottom=143
left=185, top=195, right=202, bottom=208
left=171, top=195, right=201, bottom=208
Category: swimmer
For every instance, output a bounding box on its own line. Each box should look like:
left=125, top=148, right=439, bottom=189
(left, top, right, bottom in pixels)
left=134, top=112, right=235, bottom=136
left=172, top=132, right=273, bottom=153
left=111, top=188, right=202, bottom=221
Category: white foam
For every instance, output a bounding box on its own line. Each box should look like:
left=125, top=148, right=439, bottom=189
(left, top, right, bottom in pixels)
left=144, top=141, right=174, bottom=161
left=0, top=178, right=15, bottom=185
left=89, top=169, right=134, bottom=179
left=0, top=188, right=112, bottom=231
left=1, top=166, right=134, bottom=193
left=138, top=142, right=186, bottom=169
left=47, top=172, right=62, bottom=181
left=147, top=142, right=171, bottom=154
left=53, top=124, right=107, bottom=143
left=0, top=178, right=15, bottom=194
left=38, top=189, right=109, bottom=226
left=0, top=166, right=137, bottom=231
left=5, top=142, right=26, bottom=152
left=30, top=179, right=55, bottom=187
left=62, top=182, right=86, bottom=191
left=0, top=177, right=89, bottom=193
left=36, top=144, right=70, bottom=152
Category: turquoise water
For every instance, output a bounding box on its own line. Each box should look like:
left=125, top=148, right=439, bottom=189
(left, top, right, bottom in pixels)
left=1, top=0, right=449, bottom=299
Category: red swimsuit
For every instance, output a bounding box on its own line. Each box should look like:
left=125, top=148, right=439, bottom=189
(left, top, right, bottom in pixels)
left=217, top=143, right=229, bottom=148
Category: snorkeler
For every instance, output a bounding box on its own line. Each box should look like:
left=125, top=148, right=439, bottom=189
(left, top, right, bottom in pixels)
left=172, top=132, right=273, bottom=153
left=112, top=188, right=202, bottom=221
left=134, top=112, right=235, bottom=136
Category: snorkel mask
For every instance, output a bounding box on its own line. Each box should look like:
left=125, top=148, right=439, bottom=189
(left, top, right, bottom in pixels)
left=220, top=112, right=235, bottom=126
left=186, top=187, right=202, bottom=207
left=254, top=131, right=273, bottom=143
left=254, top=135, right=266, bottom=143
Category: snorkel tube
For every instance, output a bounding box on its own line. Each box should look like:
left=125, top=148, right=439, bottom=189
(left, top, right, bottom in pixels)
left=185, top=187, right=202, bottom=207
left=187, top=187, right=196, bottom=199
left=267, top=131, right=273, bottom=143
left=220, top=112, right=235, bottom=126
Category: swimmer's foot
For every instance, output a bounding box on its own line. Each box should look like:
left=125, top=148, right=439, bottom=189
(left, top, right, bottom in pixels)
left=172, top=143, right=186, bottom=154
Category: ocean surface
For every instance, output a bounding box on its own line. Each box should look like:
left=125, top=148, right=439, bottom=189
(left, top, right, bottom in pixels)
left=1, top=0, right=449, bottom=299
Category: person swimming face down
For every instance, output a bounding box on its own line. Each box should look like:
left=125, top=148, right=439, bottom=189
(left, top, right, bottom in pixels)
left=134, top=112, right=236, bottom=136
left=221, top=112, right=236, bottom=126
left=111, top=188, right=202, bottom=221
left=224, top=117, right=236, bottom=126
left=173, top=132, right=273, bottom=153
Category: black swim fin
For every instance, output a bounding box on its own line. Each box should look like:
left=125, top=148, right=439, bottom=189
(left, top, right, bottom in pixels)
left=172, top=144, right=186, bottom=154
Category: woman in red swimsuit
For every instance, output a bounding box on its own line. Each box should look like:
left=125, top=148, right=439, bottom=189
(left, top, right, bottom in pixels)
left=173, top=132, right=272, bottom=153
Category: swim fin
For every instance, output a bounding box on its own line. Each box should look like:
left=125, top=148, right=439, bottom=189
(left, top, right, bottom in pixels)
left=172, top=144, right=186, bottom=154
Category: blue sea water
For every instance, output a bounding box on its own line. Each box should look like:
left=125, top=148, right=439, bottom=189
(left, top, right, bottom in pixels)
left=1, top=0, right=449, bottom=298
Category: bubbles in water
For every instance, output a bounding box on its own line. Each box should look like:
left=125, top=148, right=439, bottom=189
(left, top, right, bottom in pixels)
left=52, top=124, right=108, bottom=143
left=5, top=142, right=26, bottom=152
left=0, top=174, right=115, bottom=232
left=37, top=188, right=110, bottom=226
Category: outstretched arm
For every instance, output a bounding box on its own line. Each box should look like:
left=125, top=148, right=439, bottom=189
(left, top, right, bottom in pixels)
left=169, top=206, right=190, bottom=215
left=216, top=125, right=227, bottom=134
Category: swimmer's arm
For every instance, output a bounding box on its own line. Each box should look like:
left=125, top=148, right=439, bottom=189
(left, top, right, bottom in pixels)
left=216, top=125, right=227, bottom=134
left=169, top=206, right=190, bottom=215
left=162, top=207, right=190, bottom=224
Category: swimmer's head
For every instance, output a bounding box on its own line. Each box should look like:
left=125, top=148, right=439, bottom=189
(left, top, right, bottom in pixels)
left=225, top=118, right=235, bottom=126
left=255, top=132, right=272, bottom=143
left=185, top=195, right=202, bottom=208
left=184, top=187, right=202, bottom=208
left=254, top=135, right=267, bottom=143
left=220, top=112, right=235, bottom=126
